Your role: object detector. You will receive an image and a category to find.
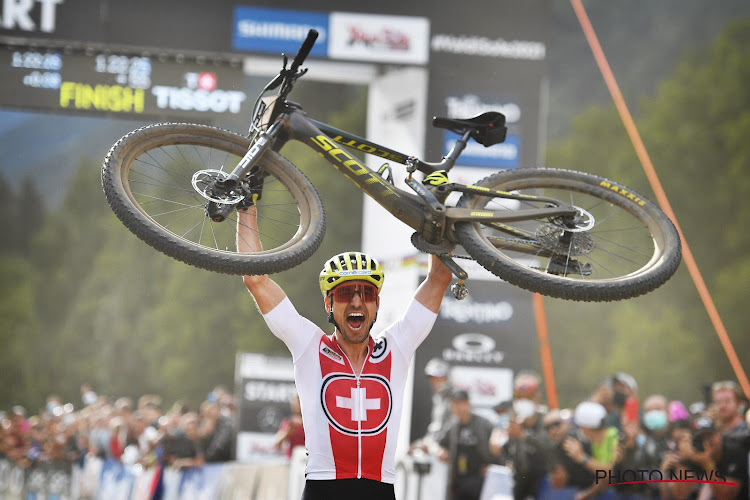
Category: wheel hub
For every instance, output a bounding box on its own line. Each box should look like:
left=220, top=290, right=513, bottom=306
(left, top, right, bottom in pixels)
left=537, top=224, right=596, bottom=255
left=191, top=169, right=245, bottom=204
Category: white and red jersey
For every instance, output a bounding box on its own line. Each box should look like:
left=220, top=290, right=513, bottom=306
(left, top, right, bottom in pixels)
left=262, top=297, right=437, bottom=484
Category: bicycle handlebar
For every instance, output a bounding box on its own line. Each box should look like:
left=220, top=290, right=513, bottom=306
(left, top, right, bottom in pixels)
left=290, top=29, right=318, bottom=72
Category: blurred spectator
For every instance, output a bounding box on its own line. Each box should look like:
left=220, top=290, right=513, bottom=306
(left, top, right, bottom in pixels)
left=137, top=394, right=163, bottom=428
left=616, top=394, right=671, bottom=500
left=502, top=404, right=548, bottom=500
left=273, top=394, right=304, bottom=460
left=540, top=409, right=573, bottom=489
left=711, top=381, right=748, bottom=437
left=685, top=417, right=749, bottom=500
left=157, top=411, right=204, bottom=470
left=562, top=401, right=619, bottom=500
left=412, top=357, right=453, bottom=454
left=108, top=416, right=127, bottom=461
left=437, top=389, right=494, bottom=500
left=606, top=373, right=638, bottom=431
left=513, top=370, right=546, bottom=435
left=489, top=400, right=513, bottom=457
left=11, top=406, right=30, bottom=435
left=198, top=399, right=234, bottom=462
left=80, top=384, right=98, bottom=407
left=122, top=409, right=160, bottom=466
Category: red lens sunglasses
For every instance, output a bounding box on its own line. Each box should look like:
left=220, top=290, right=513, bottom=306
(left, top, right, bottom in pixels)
left=330, top=282, right=379, bottom=303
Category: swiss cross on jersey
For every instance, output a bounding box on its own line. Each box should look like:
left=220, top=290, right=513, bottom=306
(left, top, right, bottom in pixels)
left=319, top=336, right=393, bottom=435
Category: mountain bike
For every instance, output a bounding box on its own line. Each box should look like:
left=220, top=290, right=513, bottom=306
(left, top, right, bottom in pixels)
left=102, top=29, right=681, bottom=302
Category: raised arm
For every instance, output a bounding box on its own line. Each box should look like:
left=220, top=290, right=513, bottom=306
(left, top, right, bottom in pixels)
left=413, top=255, right=453, bottom=313
left=236, top=206, right=287, bottom=314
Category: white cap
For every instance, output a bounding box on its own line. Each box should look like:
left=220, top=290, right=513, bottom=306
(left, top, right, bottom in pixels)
left=424, top=358, right=449, bottom=378
left=574, top=401, right=607, bottom=429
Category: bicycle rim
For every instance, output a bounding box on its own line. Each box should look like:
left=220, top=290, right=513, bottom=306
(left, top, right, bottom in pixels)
left=455, top=168, right=681, bottom=301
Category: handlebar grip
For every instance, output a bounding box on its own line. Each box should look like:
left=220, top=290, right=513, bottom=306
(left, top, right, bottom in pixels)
left=290, top=29, right=318, bottom=71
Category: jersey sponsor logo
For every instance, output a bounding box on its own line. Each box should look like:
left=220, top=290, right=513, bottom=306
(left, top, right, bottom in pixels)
left=370, top=337, right=388, bottom=361
left=320, top=345, right=345, bottom=364
left=321, top=373, right=392, bottom=435
left=338, top=269, right=372, bottom=276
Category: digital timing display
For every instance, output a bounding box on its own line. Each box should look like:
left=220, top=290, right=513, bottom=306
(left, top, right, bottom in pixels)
left=1, top=48, right=248, bottom=119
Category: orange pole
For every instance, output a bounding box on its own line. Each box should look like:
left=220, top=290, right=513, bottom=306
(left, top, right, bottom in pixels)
left=570, top=0, right=750, bottom=398
left=533, top=293, right=559, bottom=409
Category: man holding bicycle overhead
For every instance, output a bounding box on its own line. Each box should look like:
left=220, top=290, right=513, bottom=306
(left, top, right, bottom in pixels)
left=237, top=205, right=452, bottom=500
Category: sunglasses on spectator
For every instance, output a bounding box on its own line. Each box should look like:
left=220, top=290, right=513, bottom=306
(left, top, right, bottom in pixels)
left=544, top=421, right=562, bottom=430
left=330, top=282, right=379, bottom=303
left=711, top=380, right=738, bottom=393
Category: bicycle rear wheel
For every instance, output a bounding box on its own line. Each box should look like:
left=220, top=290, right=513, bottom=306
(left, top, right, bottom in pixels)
left=102, top=123, right=325, bottom=275
left=454, top=168, right=681, bottom=301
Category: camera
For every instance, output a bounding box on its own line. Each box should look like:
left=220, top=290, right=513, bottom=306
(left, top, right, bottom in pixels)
left=692, top=433, right=705, bottom=452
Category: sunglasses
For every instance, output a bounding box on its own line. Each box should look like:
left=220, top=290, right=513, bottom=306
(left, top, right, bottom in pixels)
left=330, top=282, right=379, bottom=303
left=711, top=380, right=738, bottom=392
left=544, top=421, right=562, bottom=430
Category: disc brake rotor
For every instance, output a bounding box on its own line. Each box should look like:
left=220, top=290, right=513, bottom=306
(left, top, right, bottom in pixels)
left=191, top=169, right=244, bottom=204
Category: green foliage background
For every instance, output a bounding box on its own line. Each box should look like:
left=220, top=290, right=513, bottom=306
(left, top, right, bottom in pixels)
left=1, top=10, right=749, bottom=413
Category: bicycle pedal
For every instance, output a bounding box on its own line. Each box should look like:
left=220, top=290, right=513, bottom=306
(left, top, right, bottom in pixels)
left=546, top=257, right=592, bottom=276
left=451, top=281, right=469, bottom=300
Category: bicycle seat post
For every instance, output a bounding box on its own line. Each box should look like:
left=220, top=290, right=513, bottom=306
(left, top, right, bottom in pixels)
left=440, top=130, right=472, bottom=172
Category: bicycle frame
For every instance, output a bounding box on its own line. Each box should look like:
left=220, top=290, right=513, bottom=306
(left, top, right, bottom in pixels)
left=258, top=104, right=579, bottom=247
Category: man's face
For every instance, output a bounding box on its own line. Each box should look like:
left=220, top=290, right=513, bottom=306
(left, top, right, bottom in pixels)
left=713, top=388, right=739, bottom=422
left=543, top=413, right=568, bottom=442
left=451, top=399, right=471, bottom=420
left=328, top=281, right=379, bottom=345
left=429, top=376, right=448, bottom=393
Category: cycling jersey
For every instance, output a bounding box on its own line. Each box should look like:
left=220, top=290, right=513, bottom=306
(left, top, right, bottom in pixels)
left=263, top=296, right=438, bottom=483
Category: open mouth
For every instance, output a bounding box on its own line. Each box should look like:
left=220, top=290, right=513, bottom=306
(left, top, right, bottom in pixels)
left=346, top=312, right=365, bottom=330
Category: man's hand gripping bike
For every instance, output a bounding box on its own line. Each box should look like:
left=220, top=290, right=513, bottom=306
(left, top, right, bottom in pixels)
left=102, top=30, right=681, bottom=302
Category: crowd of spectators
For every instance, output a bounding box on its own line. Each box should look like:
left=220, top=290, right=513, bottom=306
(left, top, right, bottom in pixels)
left=0, top=384, right=235, bottom=472
left=3, top=372, right=750, bottom=500
left=414, top=363, right=750, bottom=500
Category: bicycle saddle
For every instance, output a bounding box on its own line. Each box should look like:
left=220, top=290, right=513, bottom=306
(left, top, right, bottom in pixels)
left=432, top=111, right=507, bottom=147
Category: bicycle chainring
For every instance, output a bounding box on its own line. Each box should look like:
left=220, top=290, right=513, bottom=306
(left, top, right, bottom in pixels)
left=410, top=232, right=455, bottom=256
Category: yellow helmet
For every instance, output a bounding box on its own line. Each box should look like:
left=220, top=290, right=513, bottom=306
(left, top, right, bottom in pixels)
left=319, top=252, right=385, bottom=297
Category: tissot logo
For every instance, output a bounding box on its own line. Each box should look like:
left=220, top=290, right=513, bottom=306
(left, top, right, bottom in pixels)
left=321, top=374, right=392, bottom=435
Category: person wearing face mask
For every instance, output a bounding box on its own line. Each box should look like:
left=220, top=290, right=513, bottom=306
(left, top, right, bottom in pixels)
left=615, top=395, right=671, bottom=500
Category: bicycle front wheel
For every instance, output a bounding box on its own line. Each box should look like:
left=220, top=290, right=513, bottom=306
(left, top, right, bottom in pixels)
left=454, top=168, right=681, bottom=301
left=102, top=123, right=325, bottom=275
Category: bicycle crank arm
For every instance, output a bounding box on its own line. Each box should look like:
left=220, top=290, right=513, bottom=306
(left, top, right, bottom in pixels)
left=438, top=254, right=468, bottom=281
